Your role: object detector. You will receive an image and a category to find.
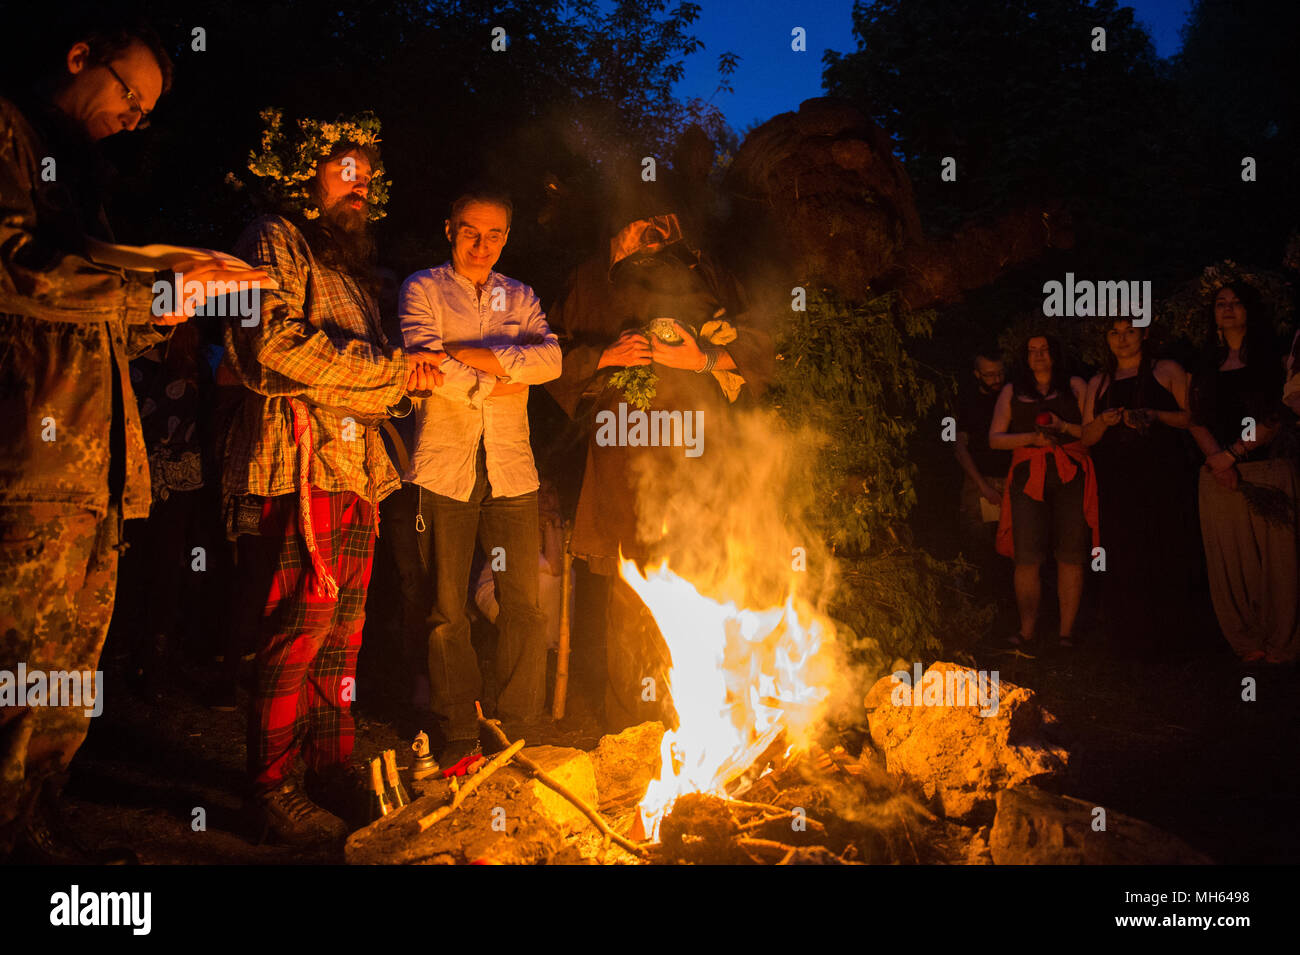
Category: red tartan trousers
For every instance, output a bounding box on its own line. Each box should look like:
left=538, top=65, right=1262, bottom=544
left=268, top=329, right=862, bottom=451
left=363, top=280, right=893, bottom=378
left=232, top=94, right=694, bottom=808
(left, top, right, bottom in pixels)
left=247, top=490, right=375, bottom=793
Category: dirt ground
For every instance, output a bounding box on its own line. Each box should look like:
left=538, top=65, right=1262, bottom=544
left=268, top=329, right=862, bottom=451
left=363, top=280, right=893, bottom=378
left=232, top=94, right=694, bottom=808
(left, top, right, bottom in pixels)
left=56, top=599, right=1298, bottom=866
left=62, top=636, right=607, bottom=864
left=964, top=636, right=1299, bottom=864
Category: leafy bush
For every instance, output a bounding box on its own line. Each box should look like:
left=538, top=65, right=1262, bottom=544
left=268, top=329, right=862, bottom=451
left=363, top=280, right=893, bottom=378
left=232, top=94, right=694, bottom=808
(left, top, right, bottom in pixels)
left=768, top=288, right=993, bottom=665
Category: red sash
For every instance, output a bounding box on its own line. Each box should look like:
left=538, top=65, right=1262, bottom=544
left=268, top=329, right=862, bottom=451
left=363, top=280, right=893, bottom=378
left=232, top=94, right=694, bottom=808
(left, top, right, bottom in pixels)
left=996, top=441, right=1100, bottom=559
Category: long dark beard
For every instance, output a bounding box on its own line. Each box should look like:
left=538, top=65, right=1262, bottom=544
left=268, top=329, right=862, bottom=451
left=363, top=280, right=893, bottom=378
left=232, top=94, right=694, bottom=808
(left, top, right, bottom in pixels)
left=296, top=203, right=378, bottom=294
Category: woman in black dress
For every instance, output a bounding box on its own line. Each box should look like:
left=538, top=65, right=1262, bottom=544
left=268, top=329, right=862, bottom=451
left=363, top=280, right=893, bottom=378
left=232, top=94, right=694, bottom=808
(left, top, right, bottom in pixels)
left=1082, top=319, right=1192, bottom=657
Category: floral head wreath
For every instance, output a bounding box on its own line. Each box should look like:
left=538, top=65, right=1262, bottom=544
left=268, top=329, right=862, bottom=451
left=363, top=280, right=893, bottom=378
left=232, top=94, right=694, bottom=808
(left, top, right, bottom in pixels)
left=1198, top=260, right=1260, bottom=300
left=238, top=107, right=391, bottom=220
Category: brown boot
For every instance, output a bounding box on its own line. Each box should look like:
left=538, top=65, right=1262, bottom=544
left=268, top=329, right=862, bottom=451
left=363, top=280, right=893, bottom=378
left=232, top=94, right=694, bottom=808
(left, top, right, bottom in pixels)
left=252, top=779, right=348, bottom=847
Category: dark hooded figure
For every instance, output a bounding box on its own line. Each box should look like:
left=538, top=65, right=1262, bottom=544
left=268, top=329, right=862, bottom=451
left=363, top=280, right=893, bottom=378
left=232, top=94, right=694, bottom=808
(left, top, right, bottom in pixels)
left=546, top=183, right=774, bottom=732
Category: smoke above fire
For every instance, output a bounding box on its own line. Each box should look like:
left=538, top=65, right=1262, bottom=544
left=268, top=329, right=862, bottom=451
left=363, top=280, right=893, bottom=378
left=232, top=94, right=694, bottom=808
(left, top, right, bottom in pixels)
left=625, top=406, right=887, bottom=729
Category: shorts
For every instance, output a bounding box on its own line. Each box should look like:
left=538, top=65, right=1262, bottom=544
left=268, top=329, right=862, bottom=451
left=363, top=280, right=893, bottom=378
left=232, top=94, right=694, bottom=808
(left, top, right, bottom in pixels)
left=1009, top=460, right=1090, bottom=565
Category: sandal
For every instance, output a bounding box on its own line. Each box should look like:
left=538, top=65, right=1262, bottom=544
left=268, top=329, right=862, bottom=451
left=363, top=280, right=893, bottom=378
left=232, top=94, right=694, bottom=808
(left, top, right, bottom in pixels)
left=1008, top=630, right=1035, bottom=647
left=1059, top=633, right=1074, bottom=648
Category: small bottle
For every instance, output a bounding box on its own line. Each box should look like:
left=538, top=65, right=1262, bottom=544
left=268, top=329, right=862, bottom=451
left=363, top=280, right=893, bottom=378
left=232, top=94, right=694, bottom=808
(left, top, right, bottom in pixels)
left=382, top=749, right=411, bottom=809
left=411, top=731, right=440, bottom=781
left=368, top=757, right=392, bottom=820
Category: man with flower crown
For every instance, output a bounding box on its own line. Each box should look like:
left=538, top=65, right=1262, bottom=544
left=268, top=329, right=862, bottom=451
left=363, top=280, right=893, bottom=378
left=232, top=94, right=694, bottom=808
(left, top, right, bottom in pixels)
left=222, top=109, right=443, bottom=845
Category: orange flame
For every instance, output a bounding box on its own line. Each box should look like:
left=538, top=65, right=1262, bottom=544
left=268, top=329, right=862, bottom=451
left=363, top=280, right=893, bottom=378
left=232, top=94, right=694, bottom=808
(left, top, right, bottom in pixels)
left=620, top=558, right=831, bottom=840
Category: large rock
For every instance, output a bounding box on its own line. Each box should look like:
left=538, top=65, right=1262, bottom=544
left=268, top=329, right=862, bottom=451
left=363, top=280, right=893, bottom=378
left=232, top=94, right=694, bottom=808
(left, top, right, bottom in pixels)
left=728, top=98, right=1071, bottom=307
left=864, top=661, right=1067, bottom=822
left=990, top=784, right=1213, bottom=864
left=589, top=721, right=665, bottom=811
left=345, top=745, right=597, bottom=865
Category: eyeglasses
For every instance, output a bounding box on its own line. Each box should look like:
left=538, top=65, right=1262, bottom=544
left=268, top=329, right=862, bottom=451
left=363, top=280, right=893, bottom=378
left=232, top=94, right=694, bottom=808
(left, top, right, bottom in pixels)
left=455, top=225, right=507, bottom=247
left=104, top=63, right=152, bottom=129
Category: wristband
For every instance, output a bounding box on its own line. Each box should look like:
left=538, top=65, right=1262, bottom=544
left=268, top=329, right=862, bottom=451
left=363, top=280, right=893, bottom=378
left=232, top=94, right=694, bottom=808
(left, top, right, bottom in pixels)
left=697, top=347, right=719, bottom=374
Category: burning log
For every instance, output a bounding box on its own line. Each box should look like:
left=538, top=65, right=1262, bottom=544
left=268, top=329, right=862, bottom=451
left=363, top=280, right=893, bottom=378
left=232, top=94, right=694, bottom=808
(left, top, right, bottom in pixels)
left=651, top=793, right=847, bottom=865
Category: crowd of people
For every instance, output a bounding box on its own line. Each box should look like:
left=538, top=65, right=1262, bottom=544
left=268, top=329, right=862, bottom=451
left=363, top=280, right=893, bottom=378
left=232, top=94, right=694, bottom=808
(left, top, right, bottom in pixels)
left=2, top=15, right=1297, bottom=866
left=0, top=17, right=772, bottom=860
left=954, top=301, right=1300, bottom=663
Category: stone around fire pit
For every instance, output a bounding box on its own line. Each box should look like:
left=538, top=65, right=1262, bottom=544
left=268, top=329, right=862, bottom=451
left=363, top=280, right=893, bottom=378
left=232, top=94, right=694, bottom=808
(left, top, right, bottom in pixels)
left=344, top=745, right=597, bottom=865
left=863, top=661, right=1068, bottom=823
left=989, top=784, right=1213, bottom=864
left=589, top=721, right=665, bottom=811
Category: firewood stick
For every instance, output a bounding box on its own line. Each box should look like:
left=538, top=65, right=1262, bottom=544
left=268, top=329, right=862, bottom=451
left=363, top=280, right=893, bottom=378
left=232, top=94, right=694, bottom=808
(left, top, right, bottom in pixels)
left=719, top=726, right=785, bottom=789
left=726, top=798, right=790, bottom=816
left=416, top=739, right=526, bottom=832
left=736, top=837, right=800, bottom=855
left=736, top=811, right=826, bottom=834
left=552, top=528, right=573, bottom=720
left=476, top=703, right=646, bottom=858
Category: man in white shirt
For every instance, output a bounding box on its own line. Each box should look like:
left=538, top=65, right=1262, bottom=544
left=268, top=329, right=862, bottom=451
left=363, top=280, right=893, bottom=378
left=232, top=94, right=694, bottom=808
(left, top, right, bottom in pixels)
left=399, top=190, right=561, bottom=760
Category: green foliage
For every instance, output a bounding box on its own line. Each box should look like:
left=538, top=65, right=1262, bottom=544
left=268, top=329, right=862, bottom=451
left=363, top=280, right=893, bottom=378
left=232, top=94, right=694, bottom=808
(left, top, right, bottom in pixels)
left=238, top=108, right=390, bottom=220
left=1154, top=260, right=1295, bottom=348
left=821, top=0, right=1300, bottom=277
left=768, top=288, right=938, bottom=553
left=608, top=366, right=658, bottom=411
left=1172, top=0, right=1300, bottom=148
left=823, top=0, right=1168, bottom=231
left=767, top=289, right=991, bottom=661
left=820, top=0, right=1224, bottom=276
left=567, top=0, right=710, bottom=157
left=831, top=550, right=993, bottom=672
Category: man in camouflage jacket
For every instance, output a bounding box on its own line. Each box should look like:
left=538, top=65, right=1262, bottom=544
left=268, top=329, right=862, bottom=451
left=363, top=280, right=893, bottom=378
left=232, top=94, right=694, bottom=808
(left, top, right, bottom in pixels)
left=0, top=22, right=258, bottom=862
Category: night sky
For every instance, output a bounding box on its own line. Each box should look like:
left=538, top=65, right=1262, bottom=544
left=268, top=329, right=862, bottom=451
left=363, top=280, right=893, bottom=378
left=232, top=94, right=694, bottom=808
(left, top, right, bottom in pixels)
left=676, top=0, right=1195, bottom=131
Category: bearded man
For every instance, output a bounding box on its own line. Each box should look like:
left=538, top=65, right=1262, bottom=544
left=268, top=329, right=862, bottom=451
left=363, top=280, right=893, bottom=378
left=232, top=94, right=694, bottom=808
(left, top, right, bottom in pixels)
left=223, top=117, right=441, bottom=846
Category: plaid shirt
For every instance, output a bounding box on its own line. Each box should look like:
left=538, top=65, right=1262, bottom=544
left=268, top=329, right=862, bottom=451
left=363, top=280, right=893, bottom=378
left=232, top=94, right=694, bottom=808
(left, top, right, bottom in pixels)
left=223, top=216, right=408, bottom=516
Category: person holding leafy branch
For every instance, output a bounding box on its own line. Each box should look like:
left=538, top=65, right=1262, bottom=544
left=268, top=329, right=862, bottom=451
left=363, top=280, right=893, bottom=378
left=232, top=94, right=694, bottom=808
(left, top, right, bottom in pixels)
left=1188, top=278, right=1298, bottom=664
left=546, top=181, right=773, bottom=732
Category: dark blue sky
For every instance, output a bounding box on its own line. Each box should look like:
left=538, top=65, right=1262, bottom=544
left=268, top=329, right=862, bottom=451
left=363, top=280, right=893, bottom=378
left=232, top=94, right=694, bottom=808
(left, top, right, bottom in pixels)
left=675, top=0, right=1195, bottom=131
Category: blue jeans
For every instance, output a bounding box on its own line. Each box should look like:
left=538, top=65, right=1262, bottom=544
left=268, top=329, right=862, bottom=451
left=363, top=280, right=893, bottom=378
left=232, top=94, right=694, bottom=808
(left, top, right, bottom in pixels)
left=423, top=445, right=546, bottom=740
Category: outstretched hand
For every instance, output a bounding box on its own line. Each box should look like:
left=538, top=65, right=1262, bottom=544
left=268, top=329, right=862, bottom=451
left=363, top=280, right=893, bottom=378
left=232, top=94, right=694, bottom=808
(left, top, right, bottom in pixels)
left=155, top=256, right=275, bottom=324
